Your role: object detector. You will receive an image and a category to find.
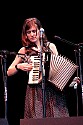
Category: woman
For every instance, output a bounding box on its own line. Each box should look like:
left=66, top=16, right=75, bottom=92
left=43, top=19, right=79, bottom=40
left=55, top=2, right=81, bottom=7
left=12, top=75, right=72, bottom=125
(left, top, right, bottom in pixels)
left=7, top=17, right=69, bottom=119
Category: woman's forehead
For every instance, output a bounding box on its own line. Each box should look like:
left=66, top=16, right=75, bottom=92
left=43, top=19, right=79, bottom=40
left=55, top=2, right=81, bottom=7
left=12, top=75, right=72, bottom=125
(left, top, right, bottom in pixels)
left=26, top=26, right=38, bottom=31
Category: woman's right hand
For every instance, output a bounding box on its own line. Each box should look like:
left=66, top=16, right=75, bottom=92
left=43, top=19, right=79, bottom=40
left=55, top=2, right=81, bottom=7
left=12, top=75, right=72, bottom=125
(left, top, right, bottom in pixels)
left=17, top=62, right=33, bottom=71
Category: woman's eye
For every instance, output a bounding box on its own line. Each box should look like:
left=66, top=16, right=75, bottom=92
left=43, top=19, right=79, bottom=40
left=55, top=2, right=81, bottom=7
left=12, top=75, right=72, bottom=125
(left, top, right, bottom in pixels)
left=26, top=30, right=36, bottom=34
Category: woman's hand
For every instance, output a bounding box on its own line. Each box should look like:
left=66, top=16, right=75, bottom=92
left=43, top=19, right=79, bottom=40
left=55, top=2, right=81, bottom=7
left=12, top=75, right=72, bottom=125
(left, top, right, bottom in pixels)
left=17, top=62, right=33, bottom=71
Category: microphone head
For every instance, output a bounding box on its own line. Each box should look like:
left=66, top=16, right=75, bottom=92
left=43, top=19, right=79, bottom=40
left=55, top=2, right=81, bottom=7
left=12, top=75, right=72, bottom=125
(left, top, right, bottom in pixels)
left=54, top=35, right=61, bottom=39
left=40, top=28, right=44, bottom=38
left=40, top=28, right=44, bottom=32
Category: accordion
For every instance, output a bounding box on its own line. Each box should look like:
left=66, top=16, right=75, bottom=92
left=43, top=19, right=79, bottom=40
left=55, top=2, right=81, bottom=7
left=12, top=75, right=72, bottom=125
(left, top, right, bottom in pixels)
left=28, top=52, right=49, bottom=84
left=28, top=52, right=78, bottom=91
left=48, top=53, right=78, bottom=91
left=28, top=55, right=40, bottom=84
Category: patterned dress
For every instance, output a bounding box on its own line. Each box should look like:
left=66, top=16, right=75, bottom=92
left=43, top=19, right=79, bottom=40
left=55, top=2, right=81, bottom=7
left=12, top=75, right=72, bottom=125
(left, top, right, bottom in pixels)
left=24, top=82, right=69, bottom=118
left=24, top=48, right=69, bottom=118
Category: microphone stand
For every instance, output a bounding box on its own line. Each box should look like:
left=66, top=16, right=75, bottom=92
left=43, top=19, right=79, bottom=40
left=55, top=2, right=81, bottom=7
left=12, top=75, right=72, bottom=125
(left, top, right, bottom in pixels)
left=40, top=29, right=46, bottom=118
left=77, top=44, right=83, bottom=115
left=0, top=50, right=16, bottom=124
left=68, top=44, right=82, bottom=116
left=54, top=36, right=83, bottom=116
left=0, top=50, right=8, bottom=120
left=74, top=44, right=83, bottom=116
left=74, top=49, right=79, bottom=116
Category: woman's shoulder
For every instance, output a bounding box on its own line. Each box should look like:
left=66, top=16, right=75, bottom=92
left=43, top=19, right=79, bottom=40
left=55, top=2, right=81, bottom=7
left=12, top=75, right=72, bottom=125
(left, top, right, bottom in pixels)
left=18, top=47, right=26, bottom=54
left=47, top=42, right=57, bottom=48
left=49, top=42, right=56, bottom=47
left=49, top=42, right=58, bottom=55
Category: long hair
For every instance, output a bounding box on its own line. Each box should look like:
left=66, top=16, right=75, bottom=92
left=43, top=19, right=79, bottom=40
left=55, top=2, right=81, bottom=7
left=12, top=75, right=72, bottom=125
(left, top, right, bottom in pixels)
left=21, top=17, right=48, bottom=47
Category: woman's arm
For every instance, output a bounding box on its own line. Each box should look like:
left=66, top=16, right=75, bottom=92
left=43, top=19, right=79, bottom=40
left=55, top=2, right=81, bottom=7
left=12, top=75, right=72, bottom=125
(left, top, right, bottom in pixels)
left=49, top=43, right=58, bottom=55
left=7, top=54, right=23, bottom=76
left=7, top=47, right=33, bottom=76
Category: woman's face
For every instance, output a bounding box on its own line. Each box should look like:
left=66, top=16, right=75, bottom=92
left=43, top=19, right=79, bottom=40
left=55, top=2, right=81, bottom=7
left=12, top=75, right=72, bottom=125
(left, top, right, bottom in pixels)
left=26, top=26, right=40, bottom=43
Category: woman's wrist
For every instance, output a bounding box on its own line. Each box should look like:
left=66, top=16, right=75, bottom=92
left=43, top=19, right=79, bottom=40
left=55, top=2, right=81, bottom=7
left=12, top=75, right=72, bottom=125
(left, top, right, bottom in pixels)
left=15, top=64, right=20, bottom=71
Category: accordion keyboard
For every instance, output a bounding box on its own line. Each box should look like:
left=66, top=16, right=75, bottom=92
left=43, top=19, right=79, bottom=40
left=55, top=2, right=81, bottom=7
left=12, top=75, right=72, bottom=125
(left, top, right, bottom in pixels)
left=28, top=55, right=40, bottom=84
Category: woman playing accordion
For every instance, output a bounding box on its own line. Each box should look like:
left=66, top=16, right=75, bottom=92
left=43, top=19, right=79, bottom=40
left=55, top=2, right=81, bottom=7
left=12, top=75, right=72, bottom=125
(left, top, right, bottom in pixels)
left=7, top=17, right=78, bottom=119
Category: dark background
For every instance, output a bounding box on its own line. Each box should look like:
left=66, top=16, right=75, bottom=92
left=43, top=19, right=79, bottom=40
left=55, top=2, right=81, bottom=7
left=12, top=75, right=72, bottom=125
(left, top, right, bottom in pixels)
left=0, top=1, right=83, bottom=125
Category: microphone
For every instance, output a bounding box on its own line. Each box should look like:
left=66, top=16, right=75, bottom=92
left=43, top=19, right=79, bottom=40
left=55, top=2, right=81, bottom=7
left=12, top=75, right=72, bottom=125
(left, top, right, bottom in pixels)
left=54, top=35, right=77, bottom=47
left=69, top=81, right=77, bottom=88
left=69, top=77, right=80, bottom=89
left=9, top=51, right=17, bottom=55
left=54, top=35, right=61, bottom=40
left=40, top=28, right=44, bottom=38
left=0, top=50, right=16, bottom=55
left=77, top=43, right=83, bottom=48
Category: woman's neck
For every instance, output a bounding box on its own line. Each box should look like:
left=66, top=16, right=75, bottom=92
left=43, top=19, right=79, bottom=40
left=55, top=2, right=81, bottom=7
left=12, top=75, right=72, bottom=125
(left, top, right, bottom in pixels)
left=35, top=40, right=41, bottom=48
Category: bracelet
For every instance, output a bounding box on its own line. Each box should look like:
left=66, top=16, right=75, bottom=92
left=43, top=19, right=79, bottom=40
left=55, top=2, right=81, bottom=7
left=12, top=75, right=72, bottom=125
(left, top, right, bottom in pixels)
left=15, top=65, right=20, bottom=71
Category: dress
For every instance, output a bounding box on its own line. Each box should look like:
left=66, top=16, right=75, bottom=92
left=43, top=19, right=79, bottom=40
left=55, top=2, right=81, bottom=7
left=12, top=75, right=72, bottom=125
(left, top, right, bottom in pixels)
left=24, top=49, right=69, bottom=119
left=24, top=81, right=69, bottom=118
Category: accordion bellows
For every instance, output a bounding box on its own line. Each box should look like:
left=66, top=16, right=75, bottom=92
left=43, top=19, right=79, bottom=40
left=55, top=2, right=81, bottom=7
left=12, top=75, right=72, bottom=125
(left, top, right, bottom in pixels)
left=48, top=54, right=78, bottom=91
